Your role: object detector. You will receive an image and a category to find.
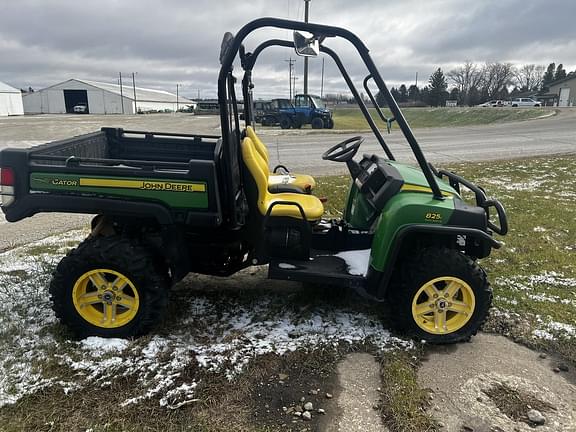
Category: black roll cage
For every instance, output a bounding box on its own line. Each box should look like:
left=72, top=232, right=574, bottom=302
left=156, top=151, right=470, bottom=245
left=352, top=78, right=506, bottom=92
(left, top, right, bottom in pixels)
left=218, top=17, right=443, bottom=227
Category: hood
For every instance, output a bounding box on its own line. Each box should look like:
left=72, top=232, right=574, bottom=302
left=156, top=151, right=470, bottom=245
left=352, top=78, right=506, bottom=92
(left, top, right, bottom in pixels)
left=387, top=161, right=459, bottom=197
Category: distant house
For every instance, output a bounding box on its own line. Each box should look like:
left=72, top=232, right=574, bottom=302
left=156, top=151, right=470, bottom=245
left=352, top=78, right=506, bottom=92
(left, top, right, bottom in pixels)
left=548, top=73, right=576, bottom=107
left=23, top=79, right=196, bottom=114
left=0, top=81, right=24, bottom=116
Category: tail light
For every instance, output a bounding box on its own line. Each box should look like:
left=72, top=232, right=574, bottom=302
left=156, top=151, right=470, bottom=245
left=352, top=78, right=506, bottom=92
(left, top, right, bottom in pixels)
left=0, top=167, right=15, bottom=206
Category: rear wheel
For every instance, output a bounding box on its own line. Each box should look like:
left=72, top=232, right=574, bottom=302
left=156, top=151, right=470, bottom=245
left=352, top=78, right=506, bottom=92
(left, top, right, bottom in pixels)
left=311, top=117, right=324, bottom=129
left=50, top=236, right=169, bottom=338
left=279, top=116, right=292, bottom=129
left=388, top=247, right=491, bottom=344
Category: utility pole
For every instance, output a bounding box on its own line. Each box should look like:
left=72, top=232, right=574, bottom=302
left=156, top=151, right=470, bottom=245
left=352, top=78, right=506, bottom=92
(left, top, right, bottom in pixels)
left=132, top=72, right=138, bottom=114
left=303, top=0, right=311, bottom=95
left=285, top=58, right=295, bottom=101
left=118, top=72, right=125, bottom=114
left=320, top=57, right=325, bottom=98
left=414, top=71, right=419, bottom=102
left=292, top=76, right=299, bottom=99
left=197, top=89, right=200, bottom=101
left=176, top=84, right=180, bottom=112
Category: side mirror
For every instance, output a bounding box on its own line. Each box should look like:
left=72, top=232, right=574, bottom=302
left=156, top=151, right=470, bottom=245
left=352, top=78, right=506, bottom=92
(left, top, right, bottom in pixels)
left=293, top=31, right=319, bottom=57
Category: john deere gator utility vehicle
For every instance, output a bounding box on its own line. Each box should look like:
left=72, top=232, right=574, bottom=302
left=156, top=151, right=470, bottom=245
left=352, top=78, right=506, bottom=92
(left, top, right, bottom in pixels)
left=0, top=18, right=508, bottom=343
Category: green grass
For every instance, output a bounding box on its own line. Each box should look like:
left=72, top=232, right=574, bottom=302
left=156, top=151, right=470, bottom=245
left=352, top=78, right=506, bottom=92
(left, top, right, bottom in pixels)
left=331, top=107, right=551, bottom=130
left=378, top=350, right=436, bottom=431
left=316, top=155, right=576, bottom=361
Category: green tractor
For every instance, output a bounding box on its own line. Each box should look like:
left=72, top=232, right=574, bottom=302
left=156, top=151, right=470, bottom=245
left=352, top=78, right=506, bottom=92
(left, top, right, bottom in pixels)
left=0, top=18, right=507, bottom=343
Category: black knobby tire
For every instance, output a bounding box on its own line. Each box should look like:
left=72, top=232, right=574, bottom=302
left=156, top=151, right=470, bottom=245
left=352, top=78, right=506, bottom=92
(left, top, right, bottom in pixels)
left=311, top=117, right=324, bottom=129
left=388, top=247, right=491, bottom=344
left=50, top=236, right=169, bottom=339
left=279, top=116, right=292, bottom=129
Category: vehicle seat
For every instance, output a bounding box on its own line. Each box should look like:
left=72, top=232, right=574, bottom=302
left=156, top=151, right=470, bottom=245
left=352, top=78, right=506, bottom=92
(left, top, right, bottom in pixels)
left=241, top=136, right=324, bottom=221
left=245, top=126, right=316, bottom=192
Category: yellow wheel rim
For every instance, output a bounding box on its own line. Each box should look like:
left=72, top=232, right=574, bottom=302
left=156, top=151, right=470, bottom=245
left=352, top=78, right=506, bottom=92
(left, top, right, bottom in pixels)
left=72, top=269, right=140, bottom=329
left=411, top=276, right=475, bottom=335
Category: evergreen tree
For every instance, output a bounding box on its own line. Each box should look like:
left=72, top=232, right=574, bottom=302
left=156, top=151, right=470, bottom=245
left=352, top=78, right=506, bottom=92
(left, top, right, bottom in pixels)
left=555, top=64, right=567, bottom=81
left=390, top=87, right=401, bottom=102
left=375, top=91, right=387, bottom=107
left=449, top=87, right=460, bottom=102
left=398, top=84, right=408, bottom=102
left=428, top=68, right=448, bottom=107
left=420, top=86, right=431, bottom=106
left=408, top=84, right=420, bottom=101
left=468, top=86, right=481, bottom=106
left=541, top=63, right=555, bottom=91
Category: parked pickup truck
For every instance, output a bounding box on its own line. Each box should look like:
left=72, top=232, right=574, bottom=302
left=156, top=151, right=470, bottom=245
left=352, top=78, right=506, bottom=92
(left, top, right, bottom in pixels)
left=260, top=95, right=333, bottom=129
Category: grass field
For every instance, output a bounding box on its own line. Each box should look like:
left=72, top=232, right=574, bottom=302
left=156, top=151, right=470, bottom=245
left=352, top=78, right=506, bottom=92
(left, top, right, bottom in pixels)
left=331, top=107, right=551, bottom=130
left=0, top=155, right=574, bottom=431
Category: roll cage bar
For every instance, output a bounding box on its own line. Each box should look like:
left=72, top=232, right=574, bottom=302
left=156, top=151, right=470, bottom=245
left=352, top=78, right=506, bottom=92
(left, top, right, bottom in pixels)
left=218, top=17, right=443, bottom=227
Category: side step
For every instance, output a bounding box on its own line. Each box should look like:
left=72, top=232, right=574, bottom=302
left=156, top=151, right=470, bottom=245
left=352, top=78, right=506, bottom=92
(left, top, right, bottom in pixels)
left=268, top=250, right=368, bottom=289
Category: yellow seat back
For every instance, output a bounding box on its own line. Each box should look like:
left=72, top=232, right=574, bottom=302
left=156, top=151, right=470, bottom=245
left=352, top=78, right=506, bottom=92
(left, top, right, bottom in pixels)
left=246, top=126, right=270, bottom=166
left=241, top=137, right=269, bottom=214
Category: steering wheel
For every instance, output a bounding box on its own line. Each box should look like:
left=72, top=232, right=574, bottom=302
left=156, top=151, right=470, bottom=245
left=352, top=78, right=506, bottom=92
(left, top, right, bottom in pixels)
left=321, top=136, right=364, bottom=162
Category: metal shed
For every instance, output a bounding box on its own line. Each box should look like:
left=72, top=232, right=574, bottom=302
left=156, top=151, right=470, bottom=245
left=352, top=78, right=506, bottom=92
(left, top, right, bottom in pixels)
left=0, top=81, right=24, bottom=116
left=23, top=79, right=196, bottom=114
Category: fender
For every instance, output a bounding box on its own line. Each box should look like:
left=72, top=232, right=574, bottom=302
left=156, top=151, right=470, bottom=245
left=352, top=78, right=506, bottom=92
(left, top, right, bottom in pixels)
left=366, top=224, right=500, bottom=300
left=4, top=194, right=175, bottom=224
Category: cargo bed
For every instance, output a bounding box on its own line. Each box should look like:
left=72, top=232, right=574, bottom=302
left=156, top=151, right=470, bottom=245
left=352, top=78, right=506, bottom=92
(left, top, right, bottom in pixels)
left=0, top=128, right=224, bottom=226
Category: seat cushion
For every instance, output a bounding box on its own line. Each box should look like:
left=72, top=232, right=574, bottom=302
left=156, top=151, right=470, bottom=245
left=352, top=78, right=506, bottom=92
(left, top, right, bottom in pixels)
left=268, top=174, right=316, bottom=191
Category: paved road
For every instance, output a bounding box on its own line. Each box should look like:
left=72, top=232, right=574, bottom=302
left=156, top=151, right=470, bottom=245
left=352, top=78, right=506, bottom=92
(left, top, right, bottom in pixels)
left=261, top=108, right=576, bottom=175
left=0, top=109, right=574, bottom=249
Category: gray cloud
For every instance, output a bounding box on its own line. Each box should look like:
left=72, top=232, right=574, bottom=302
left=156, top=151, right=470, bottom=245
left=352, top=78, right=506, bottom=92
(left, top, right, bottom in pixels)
left=1, top=0, right=575, bottom=98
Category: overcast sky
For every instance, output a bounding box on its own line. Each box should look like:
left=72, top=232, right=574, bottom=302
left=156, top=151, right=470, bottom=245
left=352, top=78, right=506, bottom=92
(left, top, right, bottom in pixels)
left=1, top=0, right=575, bottom=99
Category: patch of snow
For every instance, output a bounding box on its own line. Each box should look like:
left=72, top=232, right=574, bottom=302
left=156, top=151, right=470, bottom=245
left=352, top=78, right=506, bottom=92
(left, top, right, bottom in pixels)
left=278, top=263, right=297, bottom=269
left=533, top=226, right=546, bottom=232
left=532, top=329, right=555, bottom=340
left=0, top=232, right=412, bottom=409
left=335, top=249, right=371, bottom=276
left=80, top=337, right=129, bottom=355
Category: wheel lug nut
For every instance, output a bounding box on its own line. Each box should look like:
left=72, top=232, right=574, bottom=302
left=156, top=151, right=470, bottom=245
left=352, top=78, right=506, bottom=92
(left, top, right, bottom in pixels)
left=429, top=303, right=435, bottom=308
left=97, top=294, right=102, bottom=299
left=113, top=287, right=118, bottom=291
left=116, top=296, right=122, bottom=301
left=433, top=294, right=438, bottom=298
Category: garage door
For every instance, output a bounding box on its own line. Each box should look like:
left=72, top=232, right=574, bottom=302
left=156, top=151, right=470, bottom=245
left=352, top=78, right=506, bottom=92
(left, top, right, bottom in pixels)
left=63, top=89, right=89, bottom=113
left=558, top=88, right=570, bottom=107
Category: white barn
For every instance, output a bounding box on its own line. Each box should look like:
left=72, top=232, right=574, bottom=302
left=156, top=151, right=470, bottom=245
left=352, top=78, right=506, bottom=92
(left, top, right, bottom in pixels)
left=0, top=81, right=24, bottom=116
left=23, top=79, right=196, bottom=115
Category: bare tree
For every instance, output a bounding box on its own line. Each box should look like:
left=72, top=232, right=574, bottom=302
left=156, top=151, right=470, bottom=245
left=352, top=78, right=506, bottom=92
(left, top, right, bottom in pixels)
left=513, top=64, right=545, bottom=91
left=447, top=61, right=485, bottom=105
left=482, top=62, right=514, bottom=99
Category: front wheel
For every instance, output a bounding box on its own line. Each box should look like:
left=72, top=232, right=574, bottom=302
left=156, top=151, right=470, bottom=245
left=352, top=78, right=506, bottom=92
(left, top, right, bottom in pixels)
left=311, top=117, right=324, bottom=129
left=50, top=236, right=169, bottom=339
left=388, top=247, right=491, bottom=344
